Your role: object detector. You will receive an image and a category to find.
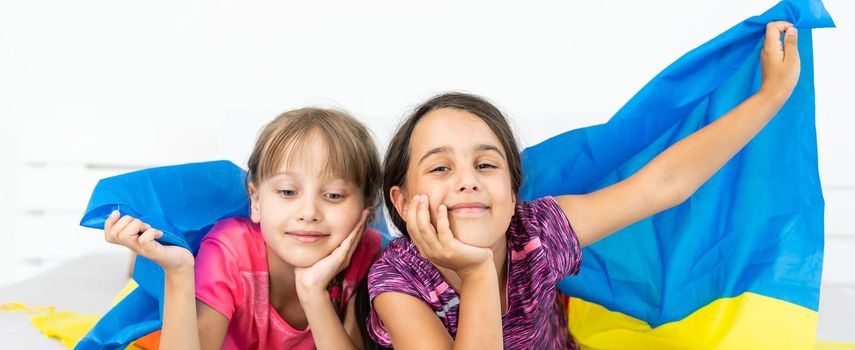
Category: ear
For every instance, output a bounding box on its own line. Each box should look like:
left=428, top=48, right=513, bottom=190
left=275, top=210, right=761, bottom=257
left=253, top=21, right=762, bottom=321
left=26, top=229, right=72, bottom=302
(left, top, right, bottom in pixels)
left=248, top=182, right=262, bottom=224
left=389, top=185, right=408, bottom=223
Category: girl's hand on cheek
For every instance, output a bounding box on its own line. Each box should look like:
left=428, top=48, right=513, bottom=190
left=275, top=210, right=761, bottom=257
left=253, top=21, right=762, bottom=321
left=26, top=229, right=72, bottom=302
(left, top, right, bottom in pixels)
left=295, top=209, right=369, bottom=299
left=407, top=195, right=493, bottom=280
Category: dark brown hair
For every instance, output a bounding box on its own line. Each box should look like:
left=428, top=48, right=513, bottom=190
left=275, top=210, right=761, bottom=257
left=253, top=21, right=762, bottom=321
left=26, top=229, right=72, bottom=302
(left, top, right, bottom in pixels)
left=382, top=92, right=523, bottom=237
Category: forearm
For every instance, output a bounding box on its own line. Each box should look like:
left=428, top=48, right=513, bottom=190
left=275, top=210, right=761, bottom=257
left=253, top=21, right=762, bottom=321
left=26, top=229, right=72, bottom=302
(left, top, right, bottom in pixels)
left=645, top=90, right=788, bottom=206
left=161, top=267, right=202, bottom=350
left=299, top=290, right=359, bottom=350
left=454, top=263, right=503, bottom=350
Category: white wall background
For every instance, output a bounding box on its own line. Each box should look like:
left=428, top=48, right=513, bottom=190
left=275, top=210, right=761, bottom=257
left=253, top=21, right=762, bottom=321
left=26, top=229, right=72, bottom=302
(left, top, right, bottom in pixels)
left=0, top=0, right=851, bottom=289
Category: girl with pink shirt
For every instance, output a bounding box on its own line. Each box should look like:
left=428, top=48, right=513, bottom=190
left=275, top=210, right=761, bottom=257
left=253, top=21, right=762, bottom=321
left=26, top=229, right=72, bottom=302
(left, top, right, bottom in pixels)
left=103, top=108, right=382, bottom=349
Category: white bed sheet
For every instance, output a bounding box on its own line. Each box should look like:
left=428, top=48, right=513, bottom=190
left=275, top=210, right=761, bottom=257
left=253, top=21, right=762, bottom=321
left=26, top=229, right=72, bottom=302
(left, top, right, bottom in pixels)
left=0, top=253, right=129, bottom=348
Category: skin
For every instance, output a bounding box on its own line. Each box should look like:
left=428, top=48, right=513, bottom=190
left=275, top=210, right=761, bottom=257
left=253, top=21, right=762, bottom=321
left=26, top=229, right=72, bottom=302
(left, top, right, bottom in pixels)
left=376, top=22, right=801, bottom=349
left=104, top=132, right=369, bottom=349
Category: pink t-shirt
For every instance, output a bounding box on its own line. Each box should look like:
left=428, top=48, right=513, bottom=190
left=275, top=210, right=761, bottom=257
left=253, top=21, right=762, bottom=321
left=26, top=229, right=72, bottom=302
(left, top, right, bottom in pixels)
left=195, top=216, right=381, bottom=350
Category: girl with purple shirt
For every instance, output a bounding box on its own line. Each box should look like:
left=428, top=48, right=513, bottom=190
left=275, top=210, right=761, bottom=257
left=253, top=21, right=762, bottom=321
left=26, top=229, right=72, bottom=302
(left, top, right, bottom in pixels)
left=366, top=22, right=800, bottom=349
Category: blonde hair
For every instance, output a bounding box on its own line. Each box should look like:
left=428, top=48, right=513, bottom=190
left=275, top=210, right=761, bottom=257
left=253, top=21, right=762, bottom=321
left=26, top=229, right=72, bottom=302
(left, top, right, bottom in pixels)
left=246, top=107, right=382, bottom=209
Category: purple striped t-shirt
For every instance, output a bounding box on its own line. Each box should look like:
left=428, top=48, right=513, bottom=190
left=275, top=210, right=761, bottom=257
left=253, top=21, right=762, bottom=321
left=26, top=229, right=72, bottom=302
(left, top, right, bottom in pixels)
left=367, top=196, right=582, bottom=349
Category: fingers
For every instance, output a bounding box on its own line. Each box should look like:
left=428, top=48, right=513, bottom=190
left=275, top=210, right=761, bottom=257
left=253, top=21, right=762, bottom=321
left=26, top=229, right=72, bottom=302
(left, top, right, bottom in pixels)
left=343, top=209, right=368, bottom=248
left=349, top=209, right=369, bottom=236
left=415, top=195, right=441, bottom=252
left=343, top=209, right=369, bottom=263
left=104, top=210, right=120, bottom=232
left=137, top=228, right=164, bottom=254
left=764, top=21, right=792, bottom=52
left=107, top=214, right=133, bottom=241
left=104, top=210, right=120, bottom=242
left=118, top=218, right=148, bottom=241
left=105, top=213, right=155, bottom=254
left=436, top=204, right=454, bottom=244
left=763, top=21, right=799, bottom=65
left=759, top=21, right=800, bottom=95
left=783, top=27, right=799, bottom=65
left=310, top=209, right=368, bottom=275
left=105, top=213, right=133, bottom=244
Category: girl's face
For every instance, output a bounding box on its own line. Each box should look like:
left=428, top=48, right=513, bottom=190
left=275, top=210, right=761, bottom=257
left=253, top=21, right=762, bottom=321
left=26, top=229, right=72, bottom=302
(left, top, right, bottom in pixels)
left=391, top=108, right=516, bottom=249
left=249, top=133, right=364, bottom=268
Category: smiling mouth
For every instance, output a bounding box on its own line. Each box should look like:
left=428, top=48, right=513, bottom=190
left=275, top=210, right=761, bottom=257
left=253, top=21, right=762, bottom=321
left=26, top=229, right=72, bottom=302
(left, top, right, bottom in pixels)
left=448, top=202, right=490, bottom=214
left=286, top=231, right=329, bottom=244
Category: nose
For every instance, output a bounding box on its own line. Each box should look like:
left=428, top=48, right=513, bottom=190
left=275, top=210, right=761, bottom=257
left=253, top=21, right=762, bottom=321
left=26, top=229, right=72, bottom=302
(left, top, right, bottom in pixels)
left=458, top=183, right=479, bottom=192
left=456, top=167, right=481, bottom=193
left=297, top=197, right=320, bottom=223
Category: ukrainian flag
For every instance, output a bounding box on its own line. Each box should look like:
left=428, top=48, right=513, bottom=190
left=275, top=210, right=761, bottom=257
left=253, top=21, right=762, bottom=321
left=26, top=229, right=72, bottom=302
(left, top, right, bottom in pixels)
left=519, top=0, right=834, bottom=348
left=72, top=1, right=834, bottom=349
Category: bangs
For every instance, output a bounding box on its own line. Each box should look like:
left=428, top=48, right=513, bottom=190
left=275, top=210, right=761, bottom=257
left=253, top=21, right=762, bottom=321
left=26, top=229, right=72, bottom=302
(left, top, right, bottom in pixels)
left=254, top=111, right=371, bottom=189
left=261, top=130, right=357, bottom=185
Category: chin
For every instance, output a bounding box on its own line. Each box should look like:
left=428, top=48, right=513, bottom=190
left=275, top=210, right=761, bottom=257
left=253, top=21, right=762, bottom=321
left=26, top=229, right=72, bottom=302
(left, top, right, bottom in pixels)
left=272, top=246, right=326, bottom=268
left=451, top=222, right=503, bottom=248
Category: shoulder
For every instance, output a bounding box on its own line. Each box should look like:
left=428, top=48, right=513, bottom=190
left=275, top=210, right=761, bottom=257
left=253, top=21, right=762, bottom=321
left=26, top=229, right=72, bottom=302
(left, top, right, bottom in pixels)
left=510, top=196, right=571, bottom=240
left=371, top=237, right=428, bottom=275
left=198, top=216, right=266, bottom=270
left=194, top=217, right=263, bottom=319
left=205, top=216, right=258, bottom=240
left=378, top=236, right=419, bottom=259
left=508, top=196, right=582, bottom=277
left=356, top=228, right=383, bottom=261
left=368, top=238, right=437, bottom=299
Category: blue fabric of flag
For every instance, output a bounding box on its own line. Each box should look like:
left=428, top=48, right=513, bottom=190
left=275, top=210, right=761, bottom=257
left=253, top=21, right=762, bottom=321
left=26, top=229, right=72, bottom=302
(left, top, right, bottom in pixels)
left=519, top=0, right=833, bottom=328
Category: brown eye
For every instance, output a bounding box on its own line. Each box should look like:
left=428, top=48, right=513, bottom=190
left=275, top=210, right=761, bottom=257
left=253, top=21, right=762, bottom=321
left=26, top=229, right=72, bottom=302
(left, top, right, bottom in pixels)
left=325, top=193, right=345, bottom=201
left=430, top=166, right=450, bottom=173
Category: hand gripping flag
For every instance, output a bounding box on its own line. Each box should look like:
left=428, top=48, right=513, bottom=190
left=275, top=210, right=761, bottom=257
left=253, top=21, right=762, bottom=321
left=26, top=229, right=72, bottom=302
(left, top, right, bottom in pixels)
left=519, top=0, right=834, bottom=348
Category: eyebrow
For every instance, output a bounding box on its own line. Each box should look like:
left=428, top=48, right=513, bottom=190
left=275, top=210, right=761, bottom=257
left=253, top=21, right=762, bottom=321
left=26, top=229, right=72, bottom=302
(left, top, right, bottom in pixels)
left=418, top=146, right=449, bottom=165
left=417, top=144, right=505, bottom=165
left=476, top=144, right=505, bottom=158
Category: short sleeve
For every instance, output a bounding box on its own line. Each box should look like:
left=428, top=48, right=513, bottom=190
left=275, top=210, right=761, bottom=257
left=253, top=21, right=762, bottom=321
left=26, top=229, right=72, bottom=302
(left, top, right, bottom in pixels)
left=194, top=237, right=243, bottom=320
left=527, top=196, right=583, bottom=280
left=366, top=253, right=425, bottom=348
